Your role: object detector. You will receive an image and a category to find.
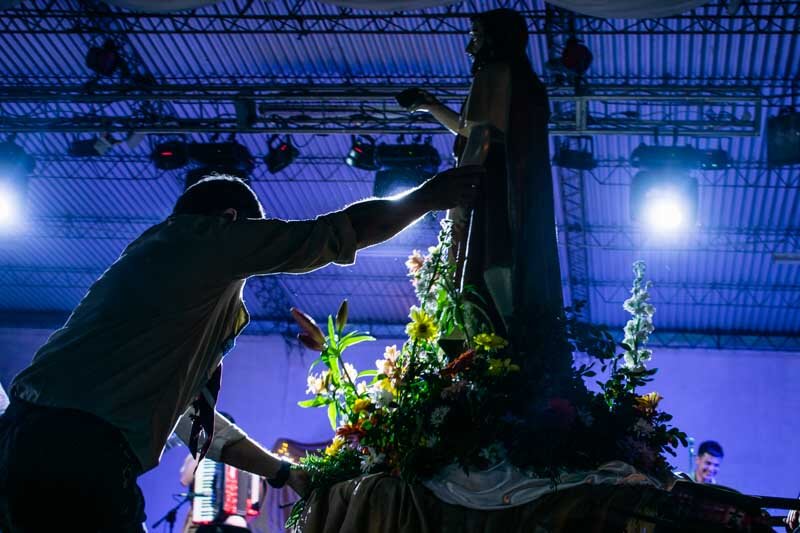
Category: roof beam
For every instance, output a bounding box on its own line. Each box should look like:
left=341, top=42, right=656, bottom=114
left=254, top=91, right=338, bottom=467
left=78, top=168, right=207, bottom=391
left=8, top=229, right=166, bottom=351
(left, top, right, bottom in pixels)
left=1, top=0, right=797, bottom=36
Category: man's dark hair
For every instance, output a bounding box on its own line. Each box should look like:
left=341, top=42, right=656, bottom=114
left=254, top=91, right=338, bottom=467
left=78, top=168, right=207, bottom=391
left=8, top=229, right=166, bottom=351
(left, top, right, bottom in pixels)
left=173, top=174, right=264, bottom=219
left=698, top=440, right=724, bottom=458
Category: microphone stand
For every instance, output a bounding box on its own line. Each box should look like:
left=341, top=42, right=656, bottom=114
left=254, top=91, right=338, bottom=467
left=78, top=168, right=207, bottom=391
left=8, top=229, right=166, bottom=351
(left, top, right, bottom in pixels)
left=152, top=494, right=192, bottom=533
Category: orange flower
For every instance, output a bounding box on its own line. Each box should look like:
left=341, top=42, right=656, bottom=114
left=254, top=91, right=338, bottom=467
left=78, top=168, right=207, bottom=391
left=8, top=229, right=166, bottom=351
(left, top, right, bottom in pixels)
left=441, top=349, right=476, bottom=378
left=336, top=421, right=366, bottom=443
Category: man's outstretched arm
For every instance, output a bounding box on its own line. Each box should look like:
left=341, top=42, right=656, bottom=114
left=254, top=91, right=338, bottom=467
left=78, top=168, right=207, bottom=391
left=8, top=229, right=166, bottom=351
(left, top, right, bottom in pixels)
left=344, top=165, right=483, bottom=249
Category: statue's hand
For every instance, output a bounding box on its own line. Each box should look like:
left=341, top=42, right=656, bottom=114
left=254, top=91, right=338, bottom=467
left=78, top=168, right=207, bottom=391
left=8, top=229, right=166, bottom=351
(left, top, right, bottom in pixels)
left=397, top=88, right=439, bottom=113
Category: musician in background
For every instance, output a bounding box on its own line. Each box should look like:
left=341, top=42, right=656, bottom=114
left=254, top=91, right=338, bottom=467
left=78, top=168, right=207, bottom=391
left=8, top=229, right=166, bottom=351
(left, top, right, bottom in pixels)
left=692, top=440, right=724, bottom=484
left=178, top=412, right=252, bottom=533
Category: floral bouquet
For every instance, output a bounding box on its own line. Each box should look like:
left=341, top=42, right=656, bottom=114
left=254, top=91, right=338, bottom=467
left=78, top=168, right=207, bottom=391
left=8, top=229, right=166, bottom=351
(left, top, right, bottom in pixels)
left=286, top=220, right=685, bottom=526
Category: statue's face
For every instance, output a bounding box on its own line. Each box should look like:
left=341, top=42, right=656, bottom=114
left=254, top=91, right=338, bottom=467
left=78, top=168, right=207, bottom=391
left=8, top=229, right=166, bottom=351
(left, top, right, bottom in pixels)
left=466, top=20, right=486, bottom=59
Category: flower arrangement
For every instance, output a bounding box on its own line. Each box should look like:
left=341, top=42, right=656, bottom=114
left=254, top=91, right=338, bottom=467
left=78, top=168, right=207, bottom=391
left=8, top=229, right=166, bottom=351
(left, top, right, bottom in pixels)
left=287, top=221, right=685, bottom=525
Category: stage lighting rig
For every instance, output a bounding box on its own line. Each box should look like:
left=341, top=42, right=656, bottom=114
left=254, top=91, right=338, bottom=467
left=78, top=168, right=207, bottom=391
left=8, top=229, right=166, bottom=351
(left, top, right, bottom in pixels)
left=629, top=143, right=701, bottom=232
left=85, top=39, right=125, bottom=77
left=767, top=107, right=800, bottom=167
left=184, top=141, right=256, bottom=189
left=68, top=133, right=118, bottom=157
left=345, top=135, right=379, bottom=171
left=264, top=135, right=299, bottom=174
left=554, top=137, right=597, bottom=170
left=372, top=141, right=441, bottom=198
left=152, top=141, right=190, bottom=170
left=0, top=139, right=35, bottom=228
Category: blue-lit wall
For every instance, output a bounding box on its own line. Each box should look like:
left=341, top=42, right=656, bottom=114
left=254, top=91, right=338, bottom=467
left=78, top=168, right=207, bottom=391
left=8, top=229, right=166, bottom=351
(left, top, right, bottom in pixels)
left=2, top=327, right=799, bottom=529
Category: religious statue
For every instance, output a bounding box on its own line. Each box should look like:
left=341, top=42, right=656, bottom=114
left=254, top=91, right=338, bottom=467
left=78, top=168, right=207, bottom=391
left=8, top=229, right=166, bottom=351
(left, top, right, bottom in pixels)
left=400, top=9, right=566, bottom=370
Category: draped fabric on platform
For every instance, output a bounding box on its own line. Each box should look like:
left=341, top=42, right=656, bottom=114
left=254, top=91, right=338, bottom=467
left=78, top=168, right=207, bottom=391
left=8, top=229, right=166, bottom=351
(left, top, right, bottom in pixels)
left=298, top=473, right=669, bottom=533
left=0, top=0, right=712, bottom=18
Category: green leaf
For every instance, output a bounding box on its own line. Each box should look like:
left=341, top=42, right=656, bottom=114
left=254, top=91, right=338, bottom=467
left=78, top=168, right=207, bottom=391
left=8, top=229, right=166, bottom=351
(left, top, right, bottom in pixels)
left=298, top=396, right=330, bottom=408
left=327, top=401, right=338, bottom=430
left=338, top=334, right=376, bottom=351
left=328, top=315, right=336, bottom=347
left=357, top=369, right=378, bottom=378
left=308, top=356, right=324, bottom=373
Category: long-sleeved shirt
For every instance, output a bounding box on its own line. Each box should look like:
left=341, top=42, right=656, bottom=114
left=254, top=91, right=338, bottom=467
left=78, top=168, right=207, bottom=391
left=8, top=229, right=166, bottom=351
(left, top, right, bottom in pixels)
left=11, top=212, right=357, bottom=472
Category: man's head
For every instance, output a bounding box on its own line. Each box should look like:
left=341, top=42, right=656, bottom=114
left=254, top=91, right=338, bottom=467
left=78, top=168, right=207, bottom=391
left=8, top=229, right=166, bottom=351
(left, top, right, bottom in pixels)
left=173, top=174, right=264, bottom=220
left=694, top=440, right=723, bottom=483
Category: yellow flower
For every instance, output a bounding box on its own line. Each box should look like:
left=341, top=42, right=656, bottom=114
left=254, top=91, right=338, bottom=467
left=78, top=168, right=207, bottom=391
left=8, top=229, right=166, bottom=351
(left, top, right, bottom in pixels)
left=635, top=392, right=663, bottom=414
left=487, top=357, right=520, bottom=376
left=353, top=398, right=371, bottom=414
left=474, top=333, right=508, bottom=351
left=405, top=306, right=438, bottom=341
left=325, top=436, right=345, bottom=456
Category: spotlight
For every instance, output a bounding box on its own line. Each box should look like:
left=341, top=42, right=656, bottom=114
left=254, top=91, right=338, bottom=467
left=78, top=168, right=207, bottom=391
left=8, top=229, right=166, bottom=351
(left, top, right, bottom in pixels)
left=264, top=135, right=299, bottom=174
left=183, top=141, right=255, bottom=190
left=630, top=170, right=698, bottom=231
left=345, top=135, right=379, bottom=171
left=0, top=140, right=34, bottom=228
left=86, top=39, right=123, bottom=77
left=554, top=137, right=597, bottom=170
left=152, top=141, right=190, bottom=170
left=371, top=141, right=441, bottom=198
left=767, top=108, right=800, bottom=167
left=68, top=134, right=118, bottom=157
left=630, top=144, right=700, bottom=170
left=561, top=37, right=593, bottom=76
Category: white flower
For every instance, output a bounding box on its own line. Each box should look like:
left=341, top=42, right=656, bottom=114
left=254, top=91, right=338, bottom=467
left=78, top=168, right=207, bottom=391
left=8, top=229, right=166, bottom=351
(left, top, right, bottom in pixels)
left=430, top=406, right=450, bottom=426
left=360, top=447, right=386, bottom=473
left=375, top=346, right=399, bottom=376
left=305, top=371, right=328, bottom=395
left=368, top=384, right=393, bottom=408
left=356, top=381, right=368, bottom=395
left=343, top=362, right=358, bottom=383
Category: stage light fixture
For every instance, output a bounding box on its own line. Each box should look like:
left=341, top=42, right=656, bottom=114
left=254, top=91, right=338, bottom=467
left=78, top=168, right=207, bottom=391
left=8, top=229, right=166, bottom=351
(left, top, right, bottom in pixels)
left=630, top=170, right=698, bottom=232
left=345, top=135, right=379, bottom=171
left=264, top=135, right=299, bottom=174
left=183, top=141, right=255, bottom=190
left=371, top=142, right=441, bottom=198
left=68, top=134, right=118, bottom=157
left=86, top=40, right=124, bottom=77
left=0, top=140, right=35, bottom=229
left=561, top=37, right=593, bottom=76
left=766, top=108, right=800, bottom=167
left=554, top=137, right=597, bottom=170
left=152, top=141, right=190, bottom=170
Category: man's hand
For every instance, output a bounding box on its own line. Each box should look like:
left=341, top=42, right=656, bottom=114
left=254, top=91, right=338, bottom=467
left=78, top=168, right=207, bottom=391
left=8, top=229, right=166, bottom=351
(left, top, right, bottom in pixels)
left=287, top=467, right=312, bottom=498
left=416, top=165, right=483, bottom=211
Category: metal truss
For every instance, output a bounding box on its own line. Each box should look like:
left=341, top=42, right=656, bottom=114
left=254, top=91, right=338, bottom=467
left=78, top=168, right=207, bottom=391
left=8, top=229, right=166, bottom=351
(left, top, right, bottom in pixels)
left=1, top=0, right=798, bottom=36
left=557, top=166, right=592, bottom=317
left=581, top=159, right=800, bottom=190
left=14, top=215, right=799, bottom=254
left=0, top=83, right=764, bottom=136
left=647, top=329, right=800, bottom=352
left=591, top=280, right=800, bottom=310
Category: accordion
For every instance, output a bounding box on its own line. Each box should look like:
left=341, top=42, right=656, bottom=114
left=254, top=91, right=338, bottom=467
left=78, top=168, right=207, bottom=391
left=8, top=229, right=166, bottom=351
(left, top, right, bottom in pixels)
left=192, top=458, right=263, bottom=524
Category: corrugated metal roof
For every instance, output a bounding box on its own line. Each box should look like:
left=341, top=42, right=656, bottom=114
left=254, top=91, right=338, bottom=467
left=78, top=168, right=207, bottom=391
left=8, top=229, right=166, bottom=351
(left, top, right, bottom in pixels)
left=0, top=0, right=797, bottom=348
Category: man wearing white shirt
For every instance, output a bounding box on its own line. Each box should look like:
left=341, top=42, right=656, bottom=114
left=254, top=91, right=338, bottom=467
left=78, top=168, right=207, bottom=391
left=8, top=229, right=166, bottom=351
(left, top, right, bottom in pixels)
left=0, top=168, right=481, bottom=532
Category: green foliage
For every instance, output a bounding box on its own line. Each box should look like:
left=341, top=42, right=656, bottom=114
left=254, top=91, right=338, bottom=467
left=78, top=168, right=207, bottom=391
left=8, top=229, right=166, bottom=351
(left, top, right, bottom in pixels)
left=289, top=221, right=685, bottom=526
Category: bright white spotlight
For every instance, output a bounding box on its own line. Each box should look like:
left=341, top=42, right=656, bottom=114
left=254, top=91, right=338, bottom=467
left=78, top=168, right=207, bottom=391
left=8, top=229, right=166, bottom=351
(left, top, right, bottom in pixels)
left=0, top=181, right=21, bottom=229
left=630, top=170, right=698, bottom=232
left=643, top=192, right=686, bottom=232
